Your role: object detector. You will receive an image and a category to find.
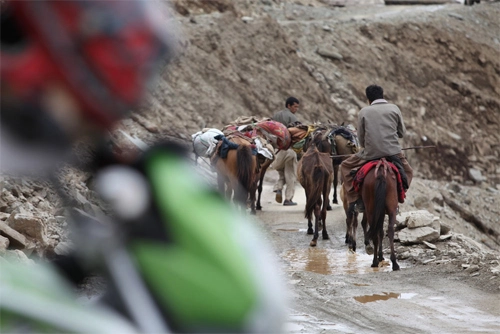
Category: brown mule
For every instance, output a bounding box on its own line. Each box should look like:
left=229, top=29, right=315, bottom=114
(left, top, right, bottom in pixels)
left=297, top=144, right=334, bottom=247
left=213, top=136, right=258, bottom=214
left=352, top=158, right=400, bottom=270
left=303, top=124, right=359, bottom=208
left=341, top=183, right=372, bottom=255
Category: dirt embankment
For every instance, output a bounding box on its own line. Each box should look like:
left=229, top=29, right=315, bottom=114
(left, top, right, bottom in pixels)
left=139, top=0, right=500, bottom=189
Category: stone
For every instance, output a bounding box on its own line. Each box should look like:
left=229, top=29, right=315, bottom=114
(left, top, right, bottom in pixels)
left=0, top=221, right=27, bottom=249
left=440, top=222, right=451, bottom=235
left=423, top=240, right=437, bottom=250
left=53, top=241, right=74, bottom=256
left=465, top=265, right=480, bottom=273
left=317, top=47, right=343, bottom=60
left=0, top=235, right=10, bottom=252
left=469, top=168, right=485, bottom=183
left=406, top=210, right=435, bottom=229
left=241, top=16, right=254, bottom=23
left=431, top=216, right=441, bottom=234
left=398, top=226, right=440, bottom=245
left=7, top=213, right=49, bottom=246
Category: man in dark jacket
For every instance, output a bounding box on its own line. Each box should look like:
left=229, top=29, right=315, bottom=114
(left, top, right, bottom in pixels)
left=340, top=85, right=413, bottom=212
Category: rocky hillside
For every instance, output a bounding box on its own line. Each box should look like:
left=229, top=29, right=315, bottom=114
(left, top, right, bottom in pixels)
left=141, top=0, right=500, bottom=187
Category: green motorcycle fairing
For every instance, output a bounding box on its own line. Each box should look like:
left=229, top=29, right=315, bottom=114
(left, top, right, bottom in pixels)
left=0, top=260, right=137, bottom=333
left=131, top=151, right=258, bottom=332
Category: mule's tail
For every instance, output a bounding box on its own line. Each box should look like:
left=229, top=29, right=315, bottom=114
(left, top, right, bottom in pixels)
left=235, top=145, right=254, bottom=204
left=367, top=172, right=387, bottom=241
left=304, top=166, right=326, bottom=220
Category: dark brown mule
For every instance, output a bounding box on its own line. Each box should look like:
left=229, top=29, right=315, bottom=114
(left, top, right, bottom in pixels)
left=341, top=183, right=373, bottom=255
left=304, top=124, right=359, bottom=209
left=213, top=136, right=258, bottom=214
left=297, top=144, right=334, bottom=247
left=353, top=158, right=400, bottom=270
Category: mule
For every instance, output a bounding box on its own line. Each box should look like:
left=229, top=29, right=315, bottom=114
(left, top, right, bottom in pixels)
left=351, top=158, right=400, bottom=270
left=297, top=143, right=334, bottom=247
left=341, top=183, right=373, bottom=255
left=303, top=124, right=359, bottom=209
left=213, top=136, right=258, bottom=214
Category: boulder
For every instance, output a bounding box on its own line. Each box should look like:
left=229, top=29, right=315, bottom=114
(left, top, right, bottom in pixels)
left=398, top=226, right=440, bottom=245
left=397, top=210, right=435, bottom=229
left=7, top=213, right=49, bottom=247
left=0, top=221, right=27, bottom=249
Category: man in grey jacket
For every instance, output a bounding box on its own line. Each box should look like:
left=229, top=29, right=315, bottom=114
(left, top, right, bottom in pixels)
left=340, top=85, right=413, bottom=212
left=272, top=97, right=300, bottom=206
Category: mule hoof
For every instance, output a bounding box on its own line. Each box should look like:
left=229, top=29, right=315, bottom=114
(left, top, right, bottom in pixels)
left=393, top=263, right=400, bottom=271
left=310, top=240, right=317, bottom=247
left=332, top=199, right=338, bottom=204
left=322, top=234, right=329, bottom=240
left=371, top=262, right=379, bottom=268
left=307, top=229, right=314, bottom=235
left=365, top=245, right=374, bottom=255
left=256, top=206, right=262, bottom=210
left=327, top=205, right=332, bottom=211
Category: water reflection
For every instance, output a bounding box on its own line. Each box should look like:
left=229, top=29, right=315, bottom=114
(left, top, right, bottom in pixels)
left=283, top=248, right=400, bottom=275
left=354, top=292, right=418, bottom=303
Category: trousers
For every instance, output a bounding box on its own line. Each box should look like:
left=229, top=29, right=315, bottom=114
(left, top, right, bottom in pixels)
left=340, top=152, right=413, bottom=205
left=272, top=149, right=297, bottom=201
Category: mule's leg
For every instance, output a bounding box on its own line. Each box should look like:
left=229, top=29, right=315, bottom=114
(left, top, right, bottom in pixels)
left=346, top=203, right=356, bottom=251
left=256, top=175, right=264, bottom=210
left=305, top=194, right=314, bottom=235
left=361, top=214, right=374, bottom=255
left=310, top=214, right=319, bottom=247
left=307, top=219, right=314, bottom=235
left=350, top=211, right=359, bottom=252
left=332, top=164, right=339, bottom=205
left=377, top=226, right=385, bottom=263
left=321, top=198, right=329, bottom=240
left=371, top=232, right=380, bottom=268
left=388, top=212, right=400, bottom=271
left=256, top=165, right=268, bottom=210
left=249, top=179, right=257, bottom=215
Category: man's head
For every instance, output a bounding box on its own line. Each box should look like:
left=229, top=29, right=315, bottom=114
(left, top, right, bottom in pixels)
left=285, top=97, right=300, bottom=114
left=365, top=85, right=384, bottom=104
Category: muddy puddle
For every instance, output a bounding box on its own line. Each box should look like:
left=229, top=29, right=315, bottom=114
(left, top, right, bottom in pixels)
left=354, top=292, right=418, bottom=303
left=282, top=248, right=409, bottom=275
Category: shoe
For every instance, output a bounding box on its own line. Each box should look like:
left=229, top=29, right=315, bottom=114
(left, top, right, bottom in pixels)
left=275, top=190, right=283, bottom=203
left=283, top=200, right=297, bottom=206
left=354, top=198, right=364, bottom=213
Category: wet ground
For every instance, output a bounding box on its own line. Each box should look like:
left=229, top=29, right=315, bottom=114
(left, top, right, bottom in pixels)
left=252, top=175, right=500, bottom=333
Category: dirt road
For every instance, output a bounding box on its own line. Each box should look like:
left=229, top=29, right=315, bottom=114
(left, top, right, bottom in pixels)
left=252, top=174, right=500, bottom=333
